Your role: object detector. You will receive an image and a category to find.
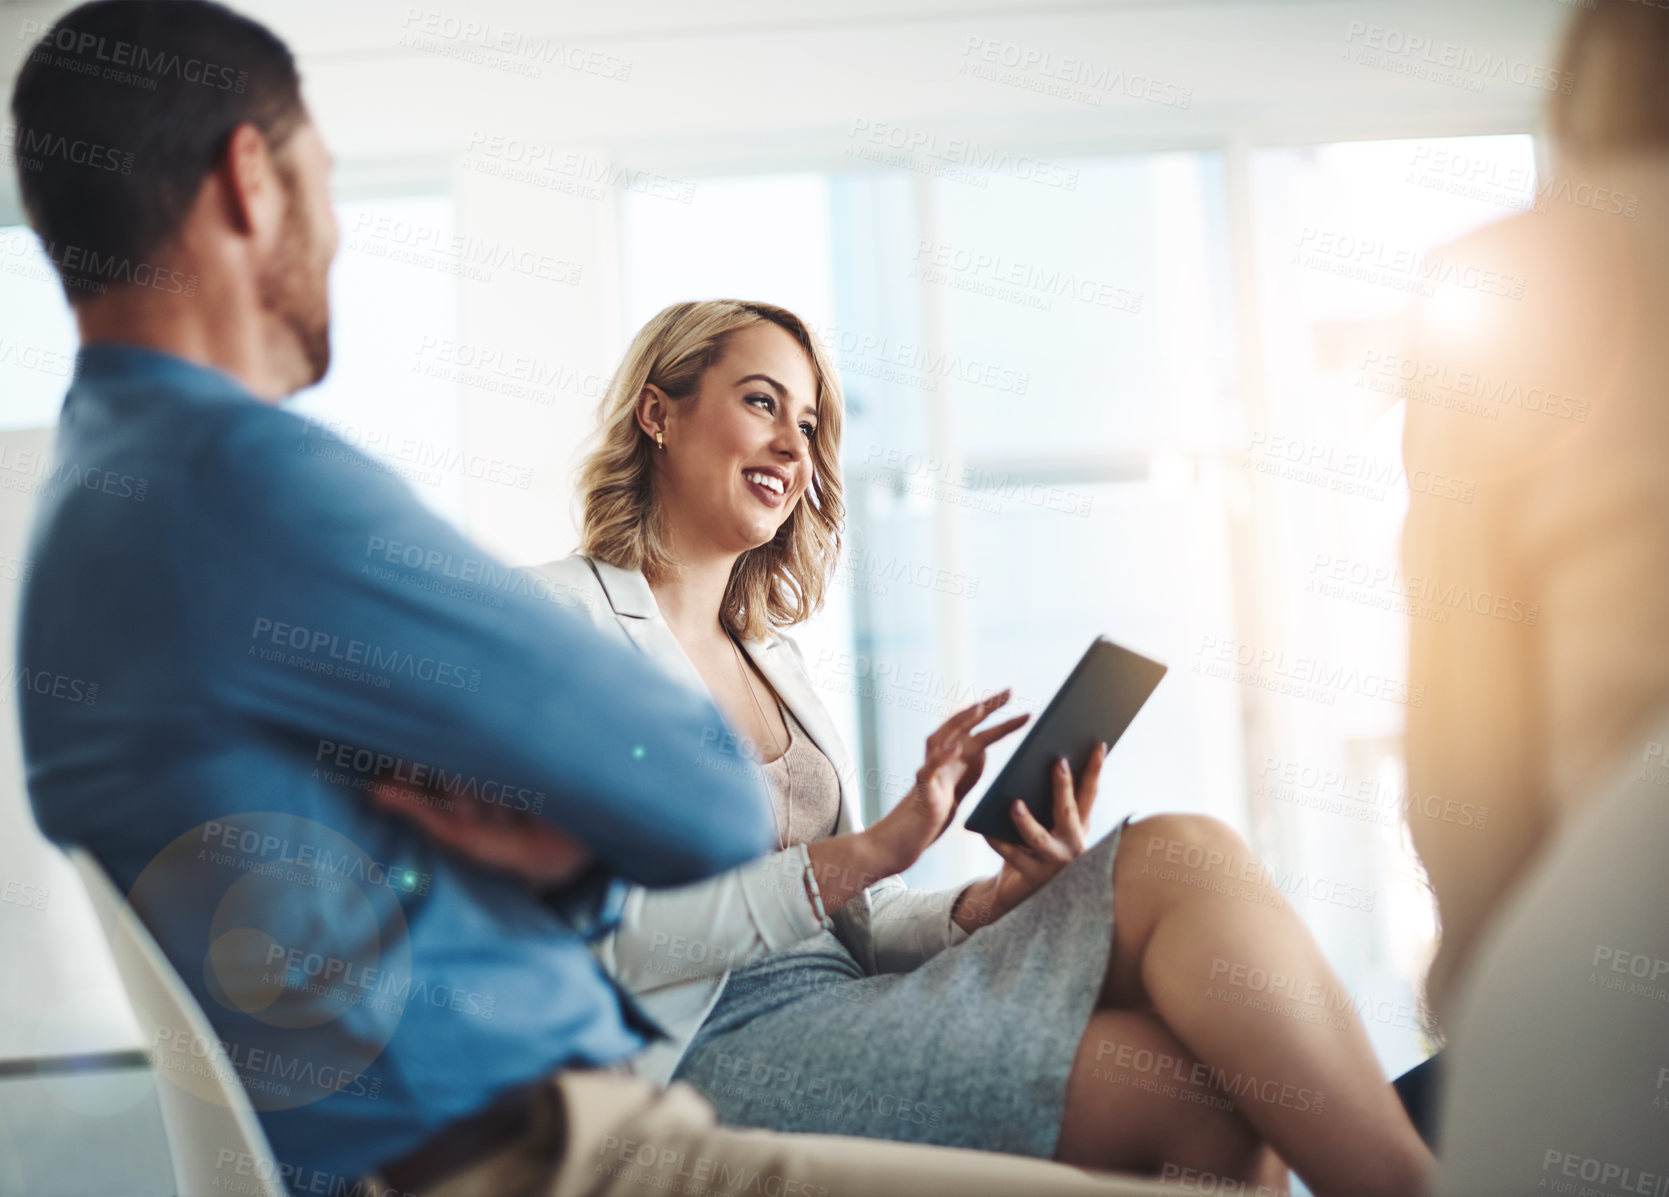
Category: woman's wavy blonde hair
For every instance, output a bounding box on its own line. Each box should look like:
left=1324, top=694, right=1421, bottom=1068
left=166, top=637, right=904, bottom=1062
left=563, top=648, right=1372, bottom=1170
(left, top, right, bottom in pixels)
left=576, top=300, right=846, bottom=643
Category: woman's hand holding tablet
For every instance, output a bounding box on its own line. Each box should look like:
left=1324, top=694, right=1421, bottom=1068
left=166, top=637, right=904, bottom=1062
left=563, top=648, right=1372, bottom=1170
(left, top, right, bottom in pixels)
left=963, top=637, right=1167, bottom=845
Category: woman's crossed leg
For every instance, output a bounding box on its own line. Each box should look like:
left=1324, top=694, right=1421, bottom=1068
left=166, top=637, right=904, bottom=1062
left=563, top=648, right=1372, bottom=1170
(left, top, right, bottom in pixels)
left=1054, top=813, right=1431, bottom=1197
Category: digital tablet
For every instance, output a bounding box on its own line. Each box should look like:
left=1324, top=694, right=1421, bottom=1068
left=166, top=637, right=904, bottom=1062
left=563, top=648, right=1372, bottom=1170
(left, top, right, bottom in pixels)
left=963, top=636, right=1167, bottom=844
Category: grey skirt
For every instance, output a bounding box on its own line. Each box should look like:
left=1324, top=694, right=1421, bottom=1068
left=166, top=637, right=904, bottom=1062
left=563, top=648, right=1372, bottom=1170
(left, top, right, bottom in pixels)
left=671, top=817, right=1131, bottom=1159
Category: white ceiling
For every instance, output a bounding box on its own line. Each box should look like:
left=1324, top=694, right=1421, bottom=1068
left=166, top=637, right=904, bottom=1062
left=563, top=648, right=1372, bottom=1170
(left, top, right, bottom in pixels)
left=0, top=0, right=1567, bottom=213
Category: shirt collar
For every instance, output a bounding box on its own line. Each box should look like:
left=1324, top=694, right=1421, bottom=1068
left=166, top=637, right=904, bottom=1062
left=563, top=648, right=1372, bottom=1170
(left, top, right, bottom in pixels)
left=73, top=342, right=262, bottom=405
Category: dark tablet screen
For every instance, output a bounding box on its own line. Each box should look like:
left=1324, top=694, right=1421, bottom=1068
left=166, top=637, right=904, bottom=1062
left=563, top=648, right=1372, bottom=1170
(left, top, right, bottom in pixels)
left=963, top=636, right=1167, bottom=844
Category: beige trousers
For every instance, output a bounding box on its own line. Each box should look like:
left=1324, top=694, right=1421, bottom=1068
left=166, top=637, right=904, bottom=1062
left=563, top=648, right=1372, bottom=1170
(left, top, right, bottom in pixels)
left=368, top=1068, right=1174, bottom=1197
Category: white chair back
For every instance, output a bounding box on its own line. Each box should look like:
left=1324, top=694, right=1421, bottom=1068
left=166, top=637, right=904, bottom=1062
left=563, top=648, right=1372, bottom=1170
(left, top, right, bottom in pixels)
left=1435, top=738, right=1669, bottom=1196
left=69, top=847, right=286, bottom=1197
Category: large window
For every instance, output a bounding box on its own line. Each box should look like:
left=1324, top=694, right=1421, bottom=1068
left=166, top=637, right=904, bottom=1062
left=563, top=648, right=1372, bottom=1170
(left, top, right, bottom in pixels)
left=1244, top=134, right=1536, bottom=1072
left=0, top=195, right=469, bottom=501
left=0, top=226, right=77, bottom=430
left=621, top=133, right=1536, bottom=1080
left=623, top=157, right=1246, bottom=892
left=289, top=195, right=468, bottom=525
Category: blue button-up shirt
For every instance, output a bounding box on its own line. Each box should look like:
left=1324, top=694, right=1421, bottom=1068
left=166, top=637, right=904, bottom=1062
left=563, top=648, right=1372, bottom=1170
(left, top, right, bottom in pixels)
left=16, top=345, right=774, bottom=1189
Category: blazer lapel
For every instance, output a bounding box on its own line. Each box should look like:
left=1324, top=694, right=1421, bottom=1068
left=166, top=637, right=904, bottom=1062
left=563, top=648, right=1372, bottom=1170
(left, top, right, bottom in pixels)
left=585, top=558, right=709, bottom=695
left=583, top=555, right=864, bottom=837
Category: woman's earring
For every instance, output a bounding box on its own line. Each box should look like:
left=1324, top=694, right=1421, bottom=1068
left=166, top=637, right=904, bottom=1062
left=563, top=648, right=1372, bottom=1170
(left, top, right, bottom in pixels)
left=655, top=430, right=666, bottom=451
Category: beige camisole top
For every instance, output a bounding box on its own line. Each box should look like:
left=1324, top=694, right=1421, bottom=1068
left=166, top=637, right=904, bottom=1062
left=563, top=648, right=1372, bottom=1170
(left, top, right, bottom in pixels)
left=757, top=699, right=841, bottom=849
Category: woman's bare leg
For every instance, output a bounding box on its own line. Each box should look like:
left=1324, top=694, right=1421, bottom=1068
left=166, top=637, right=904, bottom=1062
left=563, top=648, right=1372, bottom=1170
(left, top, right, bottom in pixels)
left=1081, top=814, right=1432, bottom=1197
left=1056, top=1008, right=1287, bottom=1192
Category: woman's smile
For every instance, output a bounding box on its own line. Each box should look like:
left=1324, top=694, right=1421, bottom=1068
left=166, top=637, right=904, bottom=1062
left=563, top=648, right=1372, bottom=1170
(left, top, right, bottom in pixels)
left=742, top=466, right=789, bottom=508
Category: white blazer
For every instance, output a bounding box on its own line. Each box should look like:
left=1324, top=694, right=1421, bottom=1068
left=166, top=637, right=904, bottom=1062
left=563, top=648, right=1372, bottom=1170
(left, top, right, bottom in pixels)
left=530, top=553, right=970, bottom=1084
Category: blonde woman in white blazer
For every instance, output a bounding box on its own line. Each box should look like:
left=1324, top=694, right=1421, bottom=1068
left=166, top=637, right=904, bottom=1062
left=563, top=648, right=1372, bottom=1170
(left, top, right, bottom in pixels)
left=500, top=301, right=1430, bottom=1197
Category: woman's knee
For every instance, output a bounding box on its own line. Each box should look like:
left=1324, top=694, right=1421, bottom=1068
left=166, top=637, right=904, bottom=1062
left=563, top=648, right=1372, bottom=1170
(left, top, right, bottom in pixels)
left=1117, top=814, right=1256, bottom=904
left=1106, top=815, right=1265, bottom=1001
left=1127, top=813, right=1251, bottom=866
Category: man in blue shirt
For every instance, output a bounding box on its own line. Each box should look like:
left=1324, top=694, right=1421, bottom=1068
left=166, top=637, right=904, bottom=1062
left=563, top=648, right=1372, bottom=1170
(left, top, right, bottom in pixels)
left=10, top=4, right=1162, bottom=1195
left=9, top=0, right=778, bottom=1187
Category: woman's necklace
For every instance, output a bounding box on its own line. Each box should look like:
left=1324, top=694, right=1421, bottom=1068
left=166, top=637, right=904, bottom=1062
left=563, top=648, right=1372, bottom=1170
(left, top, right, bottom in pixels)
left=726, top=630, right=790, bottom=851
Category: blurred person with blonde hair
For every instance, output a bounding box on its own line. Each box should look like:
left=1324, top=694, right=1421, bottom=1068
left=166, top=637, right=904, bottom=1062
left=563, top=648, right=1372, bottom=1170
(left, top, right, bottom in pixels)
left=1397, top=1, right=1669, bottom=1190
left=1401, top=0, right=1669, bottom=1024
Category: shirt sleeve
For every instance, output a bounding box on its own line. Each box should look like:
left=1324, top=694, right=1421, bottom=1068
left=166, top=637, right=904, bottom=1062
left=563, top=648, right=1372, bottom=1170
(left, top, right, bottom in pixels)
left=184, top=402, right=776, bottom=889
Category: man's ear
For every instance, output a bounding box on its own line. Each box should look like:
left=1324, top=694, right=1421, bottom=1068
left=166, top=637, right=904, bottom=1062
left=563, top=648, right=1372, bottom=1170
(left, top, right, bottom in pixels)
left=218, top=122, right=285, bottom=241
